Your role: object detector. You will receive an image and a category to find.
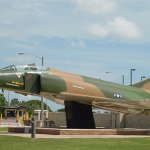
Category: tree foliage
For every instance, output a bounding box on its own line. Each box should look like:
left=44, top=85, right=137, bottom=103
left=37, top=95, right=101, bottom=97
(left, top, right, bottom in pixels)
left=57, top=108, right=65, bottom=112
left=25, top=100, right=52, bottom=112
left=28, top=110, right=34, bottom=118
left=10, top=99, right=53, bottom=112
left=92, top=111, right=96, bottom=113
left=26, top=100, right=53, bottom=117
left=0, top=93, right=7, bottom=116
left=104, top=111, right=109, bottom=113
left=10, top=98, right=20, bottom=105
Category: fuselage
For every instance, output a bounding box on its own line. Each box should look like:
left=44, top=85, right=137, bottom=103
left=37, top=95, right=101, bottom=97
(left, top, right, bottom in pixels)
left=1, top=64, right=150, bottom=113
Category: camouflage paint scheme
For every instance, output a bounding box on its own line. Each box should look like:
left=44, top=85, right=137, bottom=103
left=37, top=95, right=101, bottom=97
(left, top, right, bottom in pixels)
left=1, top=64, right=150, bottom=115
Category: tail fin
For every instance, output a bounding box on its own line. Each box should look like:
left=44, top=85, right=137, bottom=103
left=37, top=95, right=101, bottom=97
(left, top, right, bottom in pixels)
left=132, top=78, right=150, bottom=91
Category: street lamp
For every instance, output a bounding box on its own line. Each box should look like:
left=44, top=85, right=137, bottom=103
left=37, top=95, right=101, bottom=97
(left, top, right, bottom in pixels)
left=19, top=52, right=44, bottom=66
left=8, top=91, right=10, bottom=106
left=105, top=71, right=124, bottom=84
left=130, top=69, right=136, bottom=86
left=141, top=76, right=145, bottom=81
left=19, top=52, right=44, bottom=121
left=141, top=76, right=149, bottom=81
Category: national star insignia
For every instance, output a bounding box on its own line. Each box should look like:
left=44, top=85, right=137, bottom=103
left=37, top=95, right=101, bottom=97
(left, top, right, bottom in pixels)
left=114, top=93, right=122, bottom=99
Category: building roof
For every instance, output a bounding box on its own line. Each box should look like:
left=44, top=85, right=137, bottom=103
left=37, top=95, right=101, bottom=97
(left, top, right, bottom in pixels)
left=0, top=105, right=33, bottom=111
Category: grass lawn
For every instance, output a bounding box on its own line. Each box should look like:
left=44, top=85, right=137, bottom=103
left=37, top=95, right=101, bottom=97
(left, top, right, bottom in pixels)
left=0, top=127, right=8, bottom=131
left=0, top=135, right=150, bottom=150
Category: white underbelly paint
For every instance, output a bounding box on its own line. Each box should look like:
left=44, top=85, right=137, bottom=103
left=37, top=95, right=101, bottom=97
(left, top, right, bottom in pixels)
left=72, top=85, right=84, bottom=89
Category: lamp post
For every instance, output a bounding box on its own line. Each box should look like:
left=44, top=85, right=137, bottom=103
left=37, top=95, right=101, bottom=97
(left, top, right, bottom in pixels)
left=105, top=71, right=124, bottom=84
left=105, top=71, right=124, bottom=125
left=19, top=53, right=44, bottom=66
left=141, top=76, right=149, bottom=81
left=8, top=91, right=10, bottom=106
left=141, top=76, right=145, bottom=81
left=46, top=99, right=48, bottom=111
left=130, top=69, right=136, bottom=86
left=19, top=52, right=44, bottom=121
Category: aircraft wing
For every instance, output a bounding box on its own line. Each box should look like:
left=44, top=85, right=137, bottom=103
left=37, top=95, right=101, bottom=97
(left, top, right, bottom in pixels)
left=60, top=92, right=150, bottom=114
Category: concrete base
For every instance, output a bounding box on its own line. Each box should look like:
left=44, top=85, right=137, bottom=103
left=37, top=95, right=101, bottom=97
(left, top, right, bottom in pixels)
left=8, top=127, right=150, bottom=135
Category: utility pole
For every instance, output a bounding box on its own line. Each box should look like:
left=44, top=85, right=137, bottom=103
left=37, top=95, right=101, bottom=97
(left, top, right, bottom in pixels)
left=130, top=69, right=136, bottom=86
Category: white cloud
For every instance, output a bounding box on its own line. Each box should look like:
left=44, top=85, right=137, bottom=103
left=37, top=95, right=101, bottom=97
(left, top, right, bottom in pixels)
left=87, top=17, right=143, bottom=40
left=75, top=0, right=118, bottom=15
left=108, top=17, right=143, bottom=39
left=87, top=24, right=109, bottom=37
left=0, top=1, right=149, bottom=44
left=70, top=40, right=86, bottom=48
left=70, top=41, right=76, bottom=47
left=79, top=41, right=86, bottom=48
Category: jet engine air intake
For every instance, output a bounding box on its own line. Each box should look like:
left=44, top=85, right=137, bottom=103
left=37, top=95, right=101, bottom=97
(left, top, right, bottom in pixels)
left=24, top=73, right=41, bottom=94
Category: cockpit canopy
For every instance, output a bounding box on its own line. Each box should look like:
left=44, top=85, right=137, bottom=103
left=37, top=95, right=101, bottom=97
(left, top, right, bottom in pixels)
left=0, top=63, right=50, bottom=72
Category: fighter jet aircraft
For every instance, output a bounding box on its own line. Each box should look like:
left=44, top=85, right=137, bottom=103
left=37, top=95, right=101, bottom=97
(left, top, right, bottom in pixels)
left=0, top=63, right=150, bottom=128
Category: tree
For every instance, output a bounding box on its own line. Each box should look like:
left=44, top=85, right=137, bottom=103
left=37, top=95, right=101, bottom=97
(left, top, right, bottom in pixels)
left=104, top=111, right=109, bottom=113
left=28, top=110, right=34, bottom=118
left=9, top=99, right=52, bottom=112
left=10, top=98, right=20, bottom=105
left=57, top=108, right=65, bottom=112
left=0, top=93, right=7, bottom=117
left=92, top=111, right=96, bottom=113
left=26, top=100, right=52, bottom=112
left=25, top=100, right=53, bottom=117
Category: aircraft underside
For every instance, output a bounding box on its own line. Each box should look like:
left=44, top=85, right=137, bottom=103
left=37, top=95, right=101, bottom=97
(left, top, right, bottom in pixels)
left=1, top=86, right=150, bottom=116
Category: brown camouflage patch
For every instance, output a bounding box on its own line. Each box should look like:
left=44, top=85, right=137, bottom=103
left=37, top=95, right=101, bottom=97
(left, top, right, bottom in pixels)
left=141, top=82, right=150, bottom=93
left=48, top=68, right=106, bottom=98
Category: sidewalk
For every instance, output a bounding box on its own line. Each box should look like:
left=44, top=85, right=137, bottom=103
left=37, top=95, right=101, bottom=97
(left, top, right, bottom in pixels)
left=0, top=124, right=22, bottom=127
left=0, top=118, right=22, bottom=127
left=0, top=131, right=150, bottom=138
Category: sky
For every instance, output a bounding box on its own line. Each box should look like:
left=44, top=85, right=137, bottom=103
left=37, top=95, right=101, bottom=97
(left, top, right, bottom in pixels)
left=0, top=0, right=150, bottom=112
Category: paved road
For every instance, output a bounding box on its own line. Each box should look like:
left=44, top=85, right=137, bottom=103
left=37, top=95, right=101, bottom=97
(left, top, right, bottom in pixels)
left=0, top=131, right=150, bottom=138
